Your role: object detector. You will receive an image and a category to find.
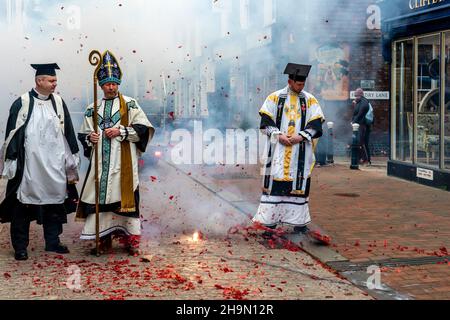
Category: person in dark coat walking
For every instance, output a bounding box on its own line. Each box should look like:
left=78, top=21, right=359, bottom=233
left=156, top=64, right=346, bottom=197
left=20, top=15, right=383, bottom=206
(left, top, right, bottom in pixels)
left=351, top=88, right=372, bottom=165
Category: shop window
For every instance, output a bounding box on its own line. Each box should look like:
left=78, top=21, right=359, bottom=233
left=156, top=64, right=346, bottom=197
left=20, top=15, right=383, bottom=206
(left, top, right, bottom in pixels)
left=417, top=34, right=440, bottom=167
left=393, top=40, right=414, bottom=162
left=445, top=32, right=450, bottom=170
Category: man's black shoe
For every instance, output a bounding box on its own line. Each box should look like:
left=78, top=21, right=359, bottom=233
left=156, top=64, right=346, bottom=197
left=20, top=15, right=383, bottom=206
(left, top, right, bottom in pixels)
left=15, top=251, right=28, bottom=261
left=261, top=225, right=277, bottom=239
left=294, top=226, right=310, bottom=234
left=45, top=244, right=70, bottom=254
left=262, top=231, right=274, bottom=239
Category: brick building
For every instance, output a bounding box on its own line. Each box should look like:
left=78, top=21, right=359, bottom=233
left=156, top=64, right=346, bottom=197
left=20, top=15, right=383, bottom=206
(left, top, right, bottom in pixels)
left=172, top=0, right=390, bottom=155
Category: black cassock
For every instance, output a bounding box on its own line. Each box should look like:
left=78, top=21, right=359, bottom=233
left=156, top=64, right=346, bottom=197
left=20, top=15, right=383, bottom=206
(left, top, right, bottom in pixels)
left=0, top=89, right=80, bottom=225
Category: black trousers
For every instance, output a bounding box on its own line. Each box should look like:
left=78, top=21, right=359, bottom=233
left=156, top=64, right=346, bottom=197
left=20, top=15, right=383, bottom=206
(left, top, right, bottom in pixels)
left=359, top=124, right=372, bottom=163
left=10, top=203, right=63, bottom=253
left=364, top=126, right=372, bottom=163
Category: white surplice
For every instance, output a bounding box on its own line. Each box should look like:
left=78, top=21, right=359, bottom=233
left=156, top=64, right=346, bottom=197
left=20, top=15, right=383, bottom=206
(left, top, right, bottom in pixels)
left=17, top=94, right=67, bottom=205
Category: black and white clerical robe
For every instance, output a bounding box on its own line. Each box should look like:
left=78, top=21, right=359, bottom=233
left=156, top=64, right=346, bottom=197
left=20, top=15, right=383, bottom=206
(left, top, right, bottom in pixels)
left=0, top=89, right=80, bottom=224
left=253, top=86, right=325, bottom=227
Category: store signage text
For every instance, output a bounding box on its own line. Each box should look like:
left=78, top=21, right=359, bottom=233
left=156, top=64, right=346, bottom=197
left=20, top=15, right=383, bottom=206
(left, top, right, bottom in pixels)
left=409, top=0, right=446, bottom=10
left=417, top=168, right=434, bottom=181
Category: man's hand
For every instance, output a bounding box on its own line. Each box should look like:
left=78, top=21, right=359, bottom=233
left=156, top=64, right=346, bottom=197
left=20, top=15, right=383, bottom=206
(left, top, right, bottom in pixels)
left=278, top=134, right=292, bottom=146
left=104, top=128, right=121, bottom=140
left=288, top=134, right=305, bottom=145
left=89, top=132, right=100, bottom=144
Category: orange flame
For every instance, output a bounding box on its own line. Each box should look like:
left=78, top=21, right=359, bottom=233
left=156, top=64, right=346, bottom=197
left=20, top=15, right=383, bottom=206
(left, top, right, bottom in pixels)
left=193, top=231, right=200, bottom=242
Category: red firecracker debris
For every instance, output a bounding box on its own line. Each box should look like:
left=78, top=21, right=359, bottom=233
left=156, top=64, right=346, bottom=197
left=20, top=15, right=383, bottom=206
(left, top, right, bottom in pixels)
left=214, top=284, right=250, bottom=300
left=282, top=240, right=301, bottom=252
left=221, top=266, right=233, bottom=273
left=227, top=226, right=239, bottom=235
left=194, top=231, right=205, bottom=240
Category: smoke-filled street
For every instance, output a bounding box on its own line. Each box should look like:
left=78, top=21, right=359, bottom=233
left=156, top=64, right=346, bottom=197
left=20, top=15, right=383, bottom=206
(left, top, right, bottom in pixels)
left=1, top=147, right=449, bottom=301
left=0, top=0, right=449, bottom=307
left=0, top=158, right=370, bottom=300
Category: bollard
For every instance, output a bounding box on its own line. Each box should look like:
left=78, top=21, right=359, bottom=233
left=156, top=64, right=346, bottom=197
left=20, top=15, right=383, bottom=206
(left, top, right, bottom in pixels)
left=350, top=123, right=360, bottom=170
left=326, top=122, right=334, bottom=164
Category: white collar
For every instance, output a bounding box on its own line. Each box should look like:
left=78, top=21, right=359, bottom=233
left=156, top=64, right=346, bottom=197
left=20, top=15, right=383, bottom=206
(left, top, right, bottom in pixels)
left=33, top=88, right=50, bottom=101
left=287, top=86, right=305, bottom=98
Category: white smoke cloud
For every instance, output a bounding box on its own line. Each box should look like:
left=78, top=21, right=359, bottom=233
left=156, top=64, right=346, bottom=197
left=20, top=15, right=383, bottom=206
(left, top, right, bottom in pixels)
left=0, top=0, right=204, bottom=132
left=0, top=0, right=382, bottom=237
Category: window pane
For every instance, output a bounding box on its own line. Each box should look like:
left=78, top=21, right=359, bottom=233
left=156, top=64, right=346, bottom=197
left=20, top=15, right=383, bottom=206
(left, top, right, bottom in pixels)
left=394, top=40, right=414, bottom=162
left=445, top=32, right=450, bottom=169
left=417, top=34, right=441, bottom=167
left=264, top=0, right=276, bottom=27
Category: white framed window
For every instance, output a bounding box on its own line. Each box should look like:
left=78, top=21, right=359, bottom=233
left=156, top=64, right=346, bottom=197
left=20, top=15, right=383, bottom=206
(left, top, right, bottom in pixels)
left=240, top=0, right=250, bottom=30
left=263, top=0, right=276, bottom=27
left=212, top=0, right=232, bottom=13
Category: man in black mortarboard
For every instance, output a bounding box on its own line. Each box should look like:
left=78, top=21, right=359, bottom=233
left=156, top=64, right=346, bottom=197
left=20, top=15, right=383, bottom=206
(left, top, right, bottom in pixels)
left=253, top=63, right=328, bottom=242
left=0, top=63, right=80, bottom=261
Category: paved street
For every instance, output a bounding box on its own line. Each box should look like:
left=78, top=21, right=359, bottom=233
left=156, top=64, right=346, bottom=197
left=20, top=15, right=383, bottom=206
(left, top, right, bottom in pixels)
left=0, top=160, right=369, bottom=300
left=1, top=152, right=448, bottom=300
left=1, top=0, right=449, bottom=306
left=174, top=157, right=450, bottom=300
left=311, top=160, right=450, bottom=300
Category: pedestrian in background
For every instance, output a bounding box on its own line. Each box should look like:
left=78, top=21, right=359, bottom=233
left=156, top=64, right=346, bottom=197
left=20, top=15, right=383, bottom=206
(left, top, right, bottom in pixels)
left=351, top=88, right=373, bottom=165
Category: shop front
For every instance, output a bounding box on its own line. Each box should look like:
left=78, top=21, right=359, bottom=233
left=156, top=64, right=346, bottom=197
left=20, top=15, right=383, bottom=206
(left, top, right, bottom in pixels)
left=382, top=0, right=450, bottom=190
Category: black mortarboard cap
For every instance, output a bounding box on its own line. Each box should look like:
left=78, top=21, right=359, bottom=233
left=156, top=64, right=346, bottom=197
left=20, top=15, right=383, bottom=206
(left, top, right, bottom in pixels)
left=284, top=63, right=312, bottom=82
left=31, top=63, right=60, bottom=77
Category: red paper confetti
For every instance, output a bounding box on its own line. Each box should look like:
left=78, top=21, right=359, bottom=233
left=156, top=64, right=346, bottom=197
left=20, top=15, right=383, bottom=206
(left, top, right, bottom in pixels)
left=214, top=284, right=249, bottom=300
left=309, top=230, right=331, bottom=246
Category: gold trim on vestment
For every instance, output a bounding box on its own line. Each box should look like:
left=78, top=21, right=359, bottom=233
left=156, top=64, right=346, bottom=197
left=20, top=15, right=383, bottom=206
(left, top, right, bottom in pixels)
left=259, top=110, right=275, bottom=120
left=119, top=93, right=136, bottom=213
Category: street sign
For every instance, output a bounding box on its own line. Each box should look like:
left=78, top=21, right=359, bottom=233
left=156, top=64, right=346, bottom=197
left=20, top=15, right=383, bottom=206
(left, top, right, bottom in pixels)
left=360, top=80, right=375, bottom=90
left=350, top=91, right=390, bottom=100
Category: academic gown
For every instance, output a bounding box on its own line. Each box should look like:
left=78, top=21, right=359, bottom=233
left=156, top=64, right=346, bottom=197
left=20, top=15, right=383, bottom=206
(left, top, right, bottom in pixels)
left=0, top=89, right=80, bottom=224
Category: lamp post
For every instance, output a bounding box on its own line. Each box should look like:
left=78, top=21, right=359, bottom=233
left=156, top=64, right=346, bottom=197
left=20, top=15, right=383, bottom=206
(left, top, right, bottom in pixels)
left=326, top=122, right=334, bottom=164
